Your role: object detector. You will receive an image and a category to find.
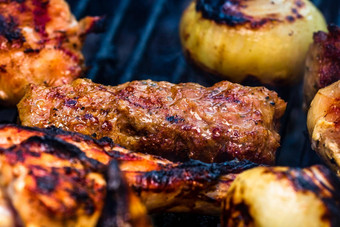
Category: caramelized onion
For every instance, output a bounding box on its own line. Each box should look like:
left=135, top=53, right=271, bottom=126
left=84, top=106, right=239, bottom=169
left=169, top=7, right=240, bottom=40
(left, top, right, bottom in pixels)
left=307, top=80, right=340, bottom=176
left=222, top=165, right=340, bottom=226
left=180, top=0, right=327, bottom=85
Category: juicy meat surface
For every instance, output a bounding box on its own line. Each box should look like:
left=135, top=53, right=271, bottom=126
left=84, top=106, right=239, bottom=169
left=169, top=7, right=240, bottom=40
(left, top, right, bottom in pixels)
left=0, top=124, right=259, bottom=217
left=0, top=124, right=152, bottom=227
left=0, top=0, right=99, bottom=106
left=18, top=79, right=286, bottom=164
left=304, top=25, right=340, bottom=108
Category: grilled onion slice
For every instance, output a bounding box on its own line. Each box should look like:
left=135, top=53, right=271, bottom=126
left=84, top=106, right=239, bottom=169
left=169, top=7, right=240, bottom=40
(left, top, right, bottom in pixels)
left=222, top=165, right=340, bottom=227
left=180, top=0, right=327, bottom=85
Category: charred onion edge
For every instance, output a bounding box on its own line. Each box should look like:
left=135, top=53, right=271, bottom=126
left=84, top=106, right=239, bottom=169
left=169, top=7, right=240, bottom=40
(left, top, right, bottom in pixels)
left=196, top=0, right=307, bottom=29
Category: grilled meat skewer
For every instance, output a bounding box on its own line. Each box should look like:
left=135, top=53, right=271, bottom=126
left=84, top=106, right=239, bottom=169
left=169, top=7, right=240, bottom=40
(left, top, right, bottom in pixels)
left=0, top=0, right=100, bottom=106
left=0, top=133, right=151, bottom=226
left=18, top=78, right=286, bottom=164
left=0, top=124, right=259, bottom=216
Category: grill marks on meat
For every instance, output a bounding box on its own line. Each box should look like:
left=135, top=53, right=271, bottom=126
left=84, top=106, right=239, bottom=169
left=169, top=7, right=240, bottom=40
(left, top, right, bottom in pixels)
left=0, top=125, right=152, bottom=226
left=18, top=79, right=286, bottom=164
left=0, top=124, right=260, bottom=216
left=0, top=0, right=101, bottom=105
left=0, top=134, right=107, bottom=226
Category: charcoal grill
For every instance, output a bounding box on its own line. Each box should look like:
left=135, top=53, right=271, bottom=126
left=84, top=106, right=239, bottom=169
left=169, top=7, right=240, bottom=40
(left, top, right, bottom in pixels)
left=1, top=0, right=339, bottom=226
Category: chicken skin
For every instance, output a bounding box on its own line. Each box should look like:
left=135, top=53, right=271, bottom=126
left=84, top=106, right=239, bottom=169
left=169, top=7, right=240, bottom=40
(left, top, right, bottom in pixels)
left=0, top=129, right=152, bottom=226
left=0, top=124, right=260, bottom=217
left=18, top=78, right=286, bottom=164
left=0, top=0, right=99, bottom=106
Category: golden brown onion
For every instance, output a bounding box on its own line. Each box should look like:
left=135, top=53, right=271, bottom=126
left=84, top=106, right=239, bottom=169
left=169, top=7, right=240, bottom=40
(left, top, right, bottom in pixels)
left=307, top=80, right=340, bottom=176
left=222, top=165, right=340, bottom=227
left=180, top=0, right=327, bottom=85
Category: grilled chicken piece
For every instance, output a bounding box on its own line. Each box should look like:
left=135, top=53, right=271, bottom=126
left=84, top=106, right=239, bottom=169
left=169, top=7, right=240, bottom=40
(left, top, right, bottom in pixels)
left=0, top=0, right=100, bottom=106
left=304, top=25, right=340, bottom=109
left=18, top=78, right=286, bottom=164
left=307, top=80, right=340, bottom=176
left=0, top=135, right=151, bottom=226
left=0, top=124, right=260, bottom=216
left=222, top=165, right=340, bottom=227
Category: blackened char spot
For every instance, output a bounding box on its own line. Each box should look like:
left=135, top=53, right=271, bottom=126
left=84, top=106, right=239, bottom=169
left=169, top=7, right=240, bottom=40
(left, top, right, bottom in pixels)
left=24, top=48, right=40, bottom=53
left=166, top=115, right=185, bottom=124
left=0, top=15, right=25, bottom=43
left=36, top=175, right=57, bottom=193
left=65, top=99, right=77, bottom=107
left=286, top=15, right=295, bottom=22
left=0, top=65, right=6, bottom=73
left=196, top=0, right=280, bottom=28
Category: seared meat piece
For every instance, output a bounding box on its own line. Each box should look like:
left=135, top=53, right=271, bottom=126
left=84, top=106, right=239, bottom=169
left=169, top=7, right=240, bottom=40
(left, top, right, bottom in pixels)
left=222, top=165, right=340, bottom=227
left=18, top=78, right=286, bottom=164
left=0, top=137, right=152, bottom=226
left=0, top=124, right=260, bottom=216
left=0, top=0, right=99, bottom=106
left=307, top=80, right=340, bottom=176
left=0, top=126, right=152, bottom=227
left=304, top=25, right=340, bottom=108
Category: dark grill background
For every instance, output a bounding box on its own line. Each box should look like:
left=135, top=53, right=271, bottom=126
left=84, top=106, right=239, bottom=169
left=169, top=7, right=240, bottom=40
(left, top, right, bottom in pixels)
left=1, top=0, right=339, bottom=226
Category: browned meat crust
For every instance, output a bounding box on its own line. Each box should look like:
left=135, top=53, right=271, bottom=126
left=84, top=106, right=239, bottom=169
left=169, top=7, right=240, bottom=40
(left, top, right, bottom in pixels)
left=0, top=124, right=260, bottom=216
left=304, top=25, right=340, bottom=108
left=0, top=0, right=100, bottom=106
left=18, top=79, right=286, bottom=164
left=0, top=124, right=151, bottom=226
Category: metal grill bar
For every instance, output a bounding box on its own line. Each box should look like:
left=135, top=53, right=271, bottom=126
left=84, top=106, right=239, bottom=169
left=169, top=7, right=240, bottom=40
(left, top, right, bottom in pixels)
left=119, top=0, right=167, bottom=83
left=88, top=0, right=131, bottom=81
left=171, top=58, right=186, bottom=83
left=74, top=0, right=91, bottom=18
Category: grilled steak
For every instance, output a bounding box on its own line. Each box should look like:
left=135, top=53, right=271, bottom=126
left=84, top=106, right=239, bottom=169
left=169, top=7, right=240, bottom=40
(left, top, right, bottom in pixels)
left=18, top=78, right=286, bottom=164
